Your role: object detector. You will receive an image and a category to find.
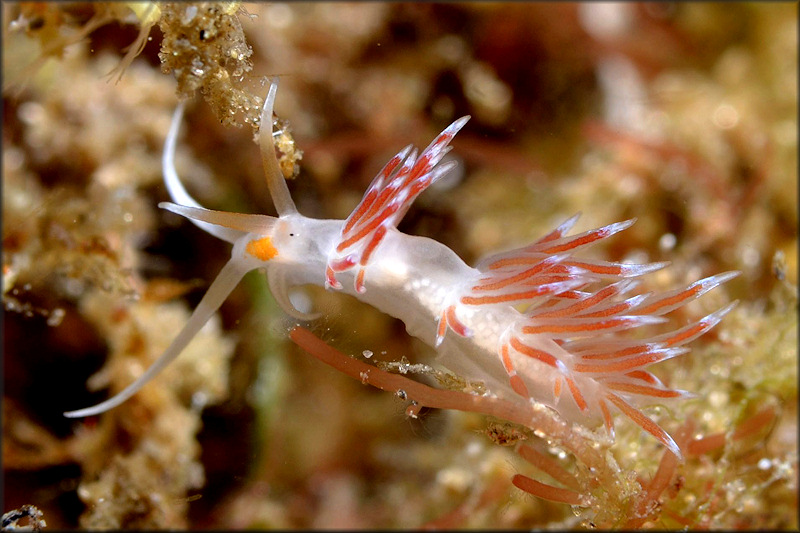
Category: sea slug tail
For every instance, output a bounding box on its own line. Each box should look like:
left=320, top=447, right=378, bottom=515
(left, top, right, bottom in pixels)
left=480, top=217, right=739, bottom=459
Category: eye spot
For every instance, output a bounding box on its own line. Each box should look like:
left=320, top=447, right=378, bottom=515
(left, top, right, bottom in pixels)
left=289, top=233, right=295, bottom=237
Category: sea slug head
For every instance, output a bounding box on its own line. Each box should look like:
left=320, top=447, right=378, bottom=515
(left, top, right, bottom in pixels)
left=62, top=79, right=312, bottom=419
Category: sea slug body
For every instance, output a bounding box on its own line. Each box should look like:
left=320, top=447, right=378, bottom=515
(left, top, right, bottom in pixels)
left=64, top=79, right=738, bottom=460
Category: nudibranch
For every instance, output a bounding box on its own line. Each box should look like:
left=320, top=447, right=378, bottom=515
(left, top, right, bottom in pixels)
left=65, top=79, right=738, bottom=459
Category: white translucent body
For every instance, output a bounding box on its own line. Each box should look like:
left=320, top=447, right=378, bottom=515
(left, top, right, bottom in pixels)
left=64, top=79, right=737, bottom=460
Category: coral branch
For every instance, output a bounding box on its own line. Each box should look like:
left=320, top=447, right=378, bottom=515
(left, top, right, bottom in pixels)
left=511, top=474, right=584, bottom=506
left=288, top=326, right=617, bottom=489
left=624, top=420, right=693, bottom=528
left=515, top=443, right=581, bottom=491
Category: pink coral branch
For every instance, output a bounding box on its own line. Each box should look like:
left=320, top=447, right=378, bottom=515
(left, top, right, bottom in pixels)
left=288, top=326, right=619, bottom=496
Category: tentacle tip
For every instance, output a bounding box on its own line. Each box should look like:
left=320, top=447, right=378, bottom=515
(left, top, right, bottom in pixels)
left=63, top=405, right=104, bottom=419
left=434, top=334, right=445, bottom=348
left=354, top=269, right=368, bottom=294
left=709, top=300, right=739, bottom=323
left=679, top=390, right=700, bottom=400
left=641, top=261, right=671, bottom=274
left=451, top=115, right=471, bottom=131
left=668, top=445, right=685, bottom=464
left=650, top=427, right=684, bottom=462
left=720, top=270, right=742, bottom=283
left=158, top=201, right=183, bottom=215
left=324, top=268, right=343, bottom=291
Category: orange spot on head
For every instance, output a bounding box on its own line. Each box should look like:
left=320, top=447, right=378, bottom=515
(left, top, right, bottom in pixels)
left=246, top=237, right=278, bottom=261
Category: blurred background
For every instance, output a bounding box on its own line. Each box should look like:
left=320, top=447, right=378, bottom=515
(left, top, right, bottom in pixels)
left=3, top=2, right=796, bottom=529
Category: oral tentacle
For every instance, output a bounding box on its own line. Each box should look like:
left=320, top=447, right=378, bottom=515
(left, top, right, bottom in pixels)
left=63, top=258, right=252, bottom=418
